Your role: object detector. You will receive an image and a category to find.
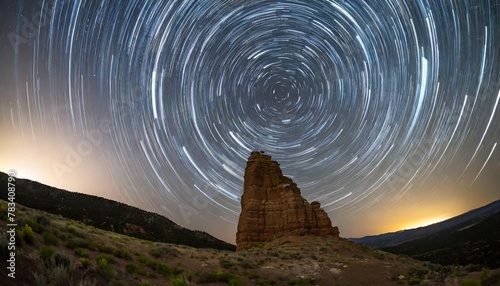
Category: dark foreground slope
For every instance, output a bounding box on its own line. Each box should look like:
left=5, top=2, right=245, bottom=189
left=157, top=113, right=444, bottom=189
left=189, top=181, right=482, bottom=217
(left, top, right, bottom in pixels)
left=0, top=171, right=235, bottom=251
left=5, top=200, right=498, bottom=286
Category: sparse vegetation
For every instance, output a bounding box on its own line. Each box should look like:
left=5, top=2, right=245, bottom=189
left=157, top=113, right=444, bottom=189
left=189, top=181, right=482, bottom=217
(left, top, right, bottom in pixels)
left=88, top=241, right=114, bottom=253
left=113, top=247, right=131, bottom=259
left=74, top=247, right=89, bottom=258
left=23, top=219, right=45, bottom=233
left=1, top=196, right=498, bottom=286
left=171, top=276, right=190, bottom=286
left=36, top=214, right=51, bottom=227
left=39, top=246, right=55, bottom=262
left=481, top=267, right=500, bottom=286
left=459, top=279, right=480, bottom=286
left=22, top=224, right=35, bottom=244
left=79, top=257, right=91, bottom=268
left=219, top=257, right=237, bottom=269
left=197, top=269, right=243, bottom=285
left=42, top=231, right=58, bottom=245
left=54, top=252, right=71, bottom=269
left=149, top=244, right=180, bottom=258
left=66, top=237, right=88, bottom=249
left=95, top=254, right=116, bottom=264
left=96, top=255, right=114, bottom=281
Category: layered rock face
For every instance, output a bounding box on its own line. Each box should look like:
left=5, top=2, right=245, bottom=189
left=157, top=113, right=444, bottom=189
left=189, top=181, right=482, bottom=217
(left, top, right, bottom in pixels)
left=236, top=151, right=339, bottom=251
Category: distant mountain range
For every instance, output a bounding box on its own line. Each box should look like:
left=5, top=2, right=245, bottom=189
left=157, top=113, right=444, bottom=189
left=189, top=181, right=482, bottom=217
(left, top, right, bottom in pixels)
left=0, top=171, right=235, bottom=251
left=350, top=200, right=500, bottom=268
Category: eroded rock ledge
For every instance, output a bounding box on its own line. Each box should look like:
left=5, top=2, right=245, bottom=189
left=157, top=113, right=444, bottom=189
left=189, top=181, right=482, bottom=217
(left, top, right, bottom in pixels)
left=236, top=151, right=339, bottom=251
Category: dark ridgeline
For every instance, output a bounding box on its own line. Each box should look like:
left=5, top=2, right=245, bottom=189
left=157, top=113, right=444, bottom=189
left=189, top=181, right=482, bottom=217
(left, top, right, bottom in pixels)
left=351, top=200, right=500, bottom=268
left=0, top=172, right=235, bottom=251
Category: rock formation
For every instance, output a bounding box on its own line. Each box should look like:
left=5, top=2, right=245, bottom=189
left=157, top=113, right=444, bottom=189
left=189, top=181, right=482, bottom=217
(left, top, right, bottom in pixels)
left=236, top=151, right=339, bottom=251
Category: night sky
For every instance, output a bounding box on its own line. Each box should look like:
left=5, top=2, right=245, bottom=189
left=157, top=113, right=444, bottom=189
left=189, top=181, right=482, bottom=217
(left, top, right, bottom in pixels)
left=1, top=0, right=499, bottom=244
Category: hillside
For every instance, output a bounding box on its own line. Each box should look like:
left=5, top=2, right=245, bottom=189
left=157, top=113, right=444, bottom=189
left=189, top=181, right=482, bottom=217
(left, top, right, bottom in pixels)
left=3, top=201, right=500, bottom=286
left=382, top=210, right=500, bottom=268
left=0, top=172, right=234, bottom=251
left=351, top=200, right=500, bottom=268
left=350, top=200, right=500, bottom=249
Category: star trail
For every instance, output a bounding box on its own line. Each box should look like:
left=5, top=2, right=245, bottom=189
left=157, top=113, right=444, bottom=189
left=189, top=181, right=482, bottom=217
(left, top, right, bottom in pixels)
left=1, top=0, right=499, bottom=241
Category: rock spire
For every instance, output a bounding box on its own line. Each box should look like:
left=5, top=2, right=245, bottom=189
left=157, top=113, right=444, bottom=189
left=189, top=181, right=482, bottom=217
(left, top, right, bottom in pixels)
left=236, top=151, right=339, bottom=251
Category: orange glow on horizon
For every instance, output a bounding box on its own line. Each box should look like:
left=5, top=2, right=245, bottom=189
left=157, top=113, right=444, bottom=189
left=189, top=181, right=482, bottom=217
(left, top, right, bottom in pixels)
left=399, top=216, right=451, bottom=231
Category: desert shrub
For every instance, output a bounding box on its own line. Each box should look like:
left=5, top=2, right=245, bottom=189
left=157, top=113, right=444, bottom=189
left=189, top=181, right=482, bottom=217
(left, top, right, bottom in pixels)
left=173, top=267, right=185, bottom=276
left=96, top=256, right=114, bottom=281
left=171, top=276, right=190, bottom=286
left=245, top=271, right=260, bottom=280
left=66, top=237, right=88, bottom=249
left=33, top=272, right=48, bottom=286
left=407, top=277, right=421, bottom=285
left=79, top=257, right=91, bottom=268
left=88, top=241, right=114, bottom=253
left=125, top=263, right=139, bottom=273
left=149, top=245, right=180, bottom=258
left=48, top=265, right=72, bottom=286
left=113, top=247, right=131, bottom=259
left=409, top=266, right=429, bottom=279
left=36, top=215, right=51, bottom=227
left=39, top=246, right=55, bottom=262
left=464, top=263, right=482, bottom=272
left=256, top=278, right=277, bottom=285
left=74, top=247, right=89, bottom=258
left=23, top=219, right=45, bottom=234
left=219, top=257, right=236, bottom=269
left=0, top=203, right=7, bottom=220
left=280, top=276, right=313, bottom=286
left=57, top=233, right=67, bottom=241
left=65, top=225, right=86, bottom=238
left=125, top=262, right=146, bottom=275
left=149, top=260, right=173, bottom=277
left=459, top=279, right=480, bottom=286
left=23, top=224, right=35, bottom=244
left=481, top=268, right=500, bottom=286
left=77, top=278, right=97, bottom=286
left=374, top=251, right=386, bottom=260
left=42, top=232, right=58, bottom=245
left=54, top=252, right=71, bottom=269
left=95, top=254, right=115, bottom=264
left=15, top=230, right=25, bottom=247
left=197, top=270, right=243, bottom=285
left=138, top=255, right=149, bottom=264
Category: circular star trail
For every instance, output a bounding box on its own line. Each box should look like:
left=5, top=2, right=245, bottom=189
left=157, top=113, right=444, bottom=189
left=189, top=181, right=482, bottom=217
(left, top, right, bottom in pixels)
left=5, top=0, right=500, bottom=237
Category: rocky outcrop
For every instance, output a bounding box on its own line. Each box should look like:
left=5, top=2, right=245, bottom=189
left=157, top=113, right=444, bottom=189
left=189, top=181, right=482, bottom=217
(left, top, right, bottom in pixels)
left=236, top=151, right=339, bottom=251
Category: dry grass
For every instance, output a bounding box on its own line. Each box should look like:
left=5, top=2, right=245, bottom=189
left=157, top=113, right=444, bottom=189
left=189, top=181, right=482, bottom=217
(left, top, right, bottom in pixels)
left=1, top=200, right=498, bottom=286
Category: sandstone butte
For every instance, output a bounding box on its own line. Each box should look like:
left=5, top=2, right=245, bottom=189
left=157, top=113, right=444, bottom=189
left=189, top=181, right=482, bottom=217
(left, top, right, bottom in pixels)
left=236, top=151, right=339, bottom=251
